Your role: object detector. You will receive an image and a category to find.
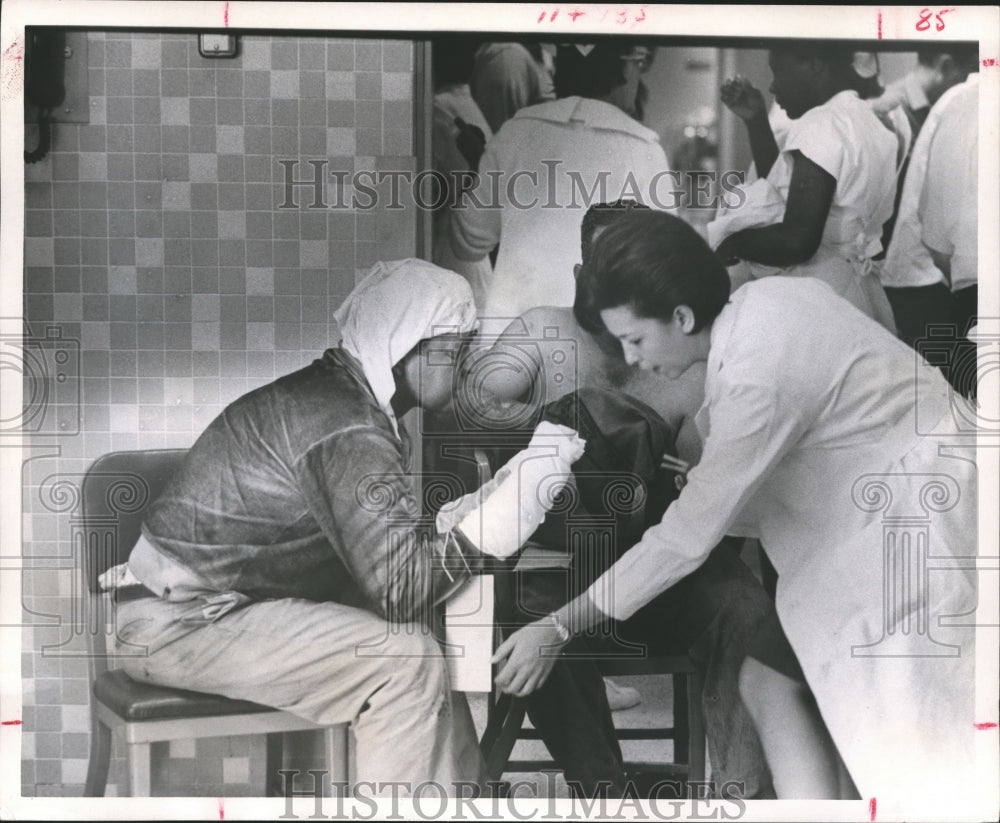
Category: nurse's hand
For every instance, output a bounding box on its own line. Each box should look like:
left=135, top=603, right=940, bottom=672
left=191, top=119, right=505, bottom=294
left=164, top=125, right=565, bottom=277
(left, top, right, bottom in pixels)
left=492, top=619, right=568, bottom=697
left=720, top=76, right=766, bottom=123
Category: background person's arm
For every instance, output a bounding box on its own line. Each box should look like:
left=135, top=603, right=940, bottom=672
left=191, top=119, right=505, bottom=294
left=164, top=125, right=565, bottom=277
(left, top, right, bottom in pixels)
left=716, top=151, right=835, bottom=267
left=721, top=77, right=779, bottom=178
left=449, top=139, right=502, bottom=263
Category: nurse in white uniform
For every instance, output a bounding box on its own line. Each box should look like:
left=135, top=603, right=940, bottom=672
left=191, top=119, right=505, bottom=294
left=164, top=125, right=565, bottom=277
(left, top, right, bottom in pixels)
left=492, top=210, right=978, bottom=805
left=711, top=42, right=898, bottom=330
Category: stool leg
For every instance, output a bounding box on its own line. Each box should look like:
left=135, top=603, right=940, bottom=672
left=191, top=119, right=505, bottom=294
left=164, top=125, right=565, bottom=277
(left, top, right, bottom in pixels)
left=127, top=741, right=152, bottom=796
left=484, top=697, right=527, bottom=783
left=686, top=668, right=707, bottom=787
left=83, top=717, right=112, bottom=796
left=265, top=733, right=284, bottom=797
left=325, top=725, right=350, bottom=789
left=673, top=673, right=690, bottom=765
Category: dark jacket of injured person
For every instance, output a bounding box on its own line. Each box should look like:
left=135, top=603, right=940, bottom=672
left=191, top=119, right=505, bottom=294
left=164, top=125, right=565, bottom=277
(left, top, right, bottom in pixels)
left=457, top=386, right=778, bottom=798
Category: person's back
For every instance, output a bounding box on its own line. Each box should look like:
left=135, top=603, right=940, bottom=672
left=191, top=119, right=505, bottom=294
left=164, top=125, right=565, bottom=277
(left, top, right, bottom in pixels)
left=452, top=44, right=668, bottom=321
left=136, top=349, right=404, bottom=607
left=453, top=100, right=668, bottom=319
left=500, top=305, right=705, bottom=463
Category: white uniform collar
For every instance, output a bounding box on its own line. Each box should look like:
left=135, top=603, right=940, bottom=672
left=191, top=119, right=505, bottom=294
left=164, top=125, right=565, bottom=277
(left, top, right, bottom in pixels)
left=510, top=96, right=660, bottom=143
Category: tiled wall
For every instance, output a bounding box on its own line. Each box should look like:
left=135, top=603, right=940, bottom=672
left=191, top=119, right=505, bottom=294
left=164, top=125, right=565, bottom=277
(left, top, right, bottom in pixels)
left=20, top=30, right=417, bottom=797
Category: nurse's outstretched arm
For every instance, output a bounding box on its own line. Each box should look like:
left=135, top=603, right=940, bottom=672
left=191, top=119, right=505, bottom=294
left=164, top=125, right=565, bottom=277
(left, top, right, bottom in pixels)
left=577, top=378, right=808, bottom=624
left=493, top=378, right=810, bottom=693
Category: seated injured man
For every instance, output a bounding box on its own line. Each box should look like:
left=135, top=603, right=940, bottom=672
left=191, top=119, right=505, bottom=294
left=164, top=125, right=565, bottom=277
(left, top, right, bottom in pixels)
left=453, top=202, right=780, bottom=798
left=101, top=260, right=589, bottom=793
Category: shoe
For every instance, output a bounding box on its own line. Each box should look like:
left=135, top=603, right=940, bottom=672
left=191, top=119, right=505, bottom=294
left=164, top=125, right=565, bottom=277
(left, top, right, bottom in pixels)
left=604, top=677, right=641, bottom=711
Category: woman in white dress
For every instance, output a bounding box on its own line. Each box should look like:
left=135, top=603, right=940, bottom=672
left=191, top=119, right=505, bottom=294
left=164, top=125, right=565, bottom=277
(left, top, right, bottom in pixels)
left=710, top=42, right=898, bottom=330
left=491, top=210, right=978, bottom=804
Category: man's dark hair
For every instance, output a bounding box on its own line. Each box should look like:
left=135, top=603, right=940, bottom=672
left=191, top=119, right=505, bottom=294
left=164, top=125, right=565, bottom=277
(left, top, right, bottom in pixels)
left=770, top=39, right=856, bottom=83
left=555, top=42, right=652, bottom=100
left=917, top=44, right=979, bottom=73
left=581, top=210, right=731, bottom=334
left=432, top=38, right=480, bottom=89
left=573, top=200, right=651, bottom=333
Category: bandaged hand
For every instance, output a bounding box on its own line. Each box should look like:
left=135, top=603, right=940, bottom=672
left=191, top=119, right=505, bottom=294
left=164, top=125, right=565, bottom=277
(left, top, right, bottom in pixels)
left=521, top=421, right=586, bottom=464
left=440, top=422, right=586, bottom=558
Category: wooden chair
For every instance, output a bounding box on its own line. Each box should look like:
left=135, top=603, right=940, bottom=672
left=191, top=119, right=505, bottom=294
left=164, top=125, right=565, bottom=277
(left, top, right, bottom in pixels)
left=79, top=449, right=350, bottom=797
left=470, top=449, right=707, bottom=793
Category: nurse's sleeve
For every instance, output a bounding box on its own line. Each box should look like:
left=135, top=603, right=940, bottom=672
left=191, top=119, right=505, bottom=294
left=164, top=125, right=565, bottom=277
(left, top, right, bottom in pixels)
left=781, top=107, right=846, bottom=182
left=585, top=378, right=807, bottom=621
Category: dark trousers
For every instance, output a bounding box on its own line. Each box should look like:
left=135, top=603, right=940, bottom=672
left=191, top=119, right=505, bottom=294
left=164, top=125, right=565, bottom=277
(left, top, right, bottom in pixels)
left=502, top=537, right=776, bottom=798
left=886, top=283, right=978, bottom=399
left=885, top=283, right=953, bottom=348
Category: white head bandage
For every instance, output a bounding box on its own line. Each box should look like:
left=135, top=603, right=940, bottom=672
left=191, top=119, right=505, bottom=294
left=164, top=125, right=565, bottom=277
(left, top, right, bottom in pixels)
left=334, top=259, right=477, bottom=435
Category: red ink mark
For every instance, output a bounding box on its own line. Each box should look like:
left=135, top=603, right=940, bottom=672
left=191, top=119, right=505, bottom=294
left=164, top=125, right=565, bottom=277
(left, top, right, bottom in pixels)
left=2, top=41, right=24, bottom=61
left=869, top=797, right=877, bottom=821
left=936, top=8, right=955, bottom=31
left=537, top=11, right=546, bottom=22
left=218, top=798, right=225, bottom=819
left=569, top=9, right=585, bottom=21
left=1, top=719, right=22, bottom=725
left=223, top=2, right=230, bottom=27
left=917, top=7, right=955, bottom=32
left=877, top=10, right=883, bottom=39
left=982, top=59, right=997, bottom=67
left=635, top=5, right=647, bottom=23
left=549, top=9, right=559, bottom=21
left=975, top=721, right=998, bottom=729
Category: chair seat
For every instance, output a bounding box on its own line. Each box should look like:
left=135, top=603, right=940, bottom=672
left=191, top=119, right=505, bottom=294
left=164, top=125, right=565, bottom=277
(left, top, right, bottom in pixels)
left=94, top=669, right=275, bottom=723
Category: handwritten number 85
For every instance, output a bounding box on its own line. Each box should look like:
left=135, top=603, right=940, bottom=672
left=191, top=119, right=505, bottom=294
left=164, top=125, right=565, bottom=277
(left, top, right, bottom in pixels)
left=916, top=8, right=954, bottom=31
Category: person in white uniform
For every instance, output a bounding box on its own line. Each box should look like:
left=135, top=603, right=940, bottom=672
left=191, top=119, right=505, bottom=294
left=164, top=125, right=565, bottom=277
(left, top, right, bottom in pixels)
left=879, top=49, right=978, bottom=350
left=492, top=211, right=978, bottom=804
left=711, top=42, right=898, bottom=330
left=918, top=72, right=980, bottom=399
left=450, top=42, right=670, bottom=325
left=431, top=40, right=494, bottom=310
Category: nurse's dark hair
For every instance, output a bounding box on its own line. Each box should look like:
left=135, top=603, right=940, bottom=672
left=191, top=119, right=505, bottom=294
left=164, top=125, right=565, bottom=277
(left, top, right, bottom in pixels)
left=573, top=200, right=651, bottom=333
left=580, top=210, right=731, bottom=334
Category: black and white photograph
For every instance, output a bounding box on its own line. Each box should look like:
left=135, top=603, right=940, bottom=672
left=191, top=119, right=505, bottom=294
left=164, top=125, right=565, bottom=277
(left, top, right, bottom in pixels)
left=1, top=2, right=997, bottom=820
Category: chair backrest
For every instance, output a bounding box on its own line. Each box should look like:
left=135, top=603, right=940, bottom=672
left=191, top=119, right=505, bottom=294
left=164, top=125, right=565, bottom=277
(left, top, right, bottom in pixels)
left=80, top=449, right=188, bottom=593
left=78, top=450, right=186, bottom=677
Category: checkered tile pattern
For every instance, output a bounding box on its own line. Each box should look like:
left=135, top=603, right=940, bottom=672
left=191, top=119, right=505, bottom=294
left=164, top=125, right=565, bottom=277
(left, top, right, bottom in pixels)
left=20, top=31, right=414, bottom=797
